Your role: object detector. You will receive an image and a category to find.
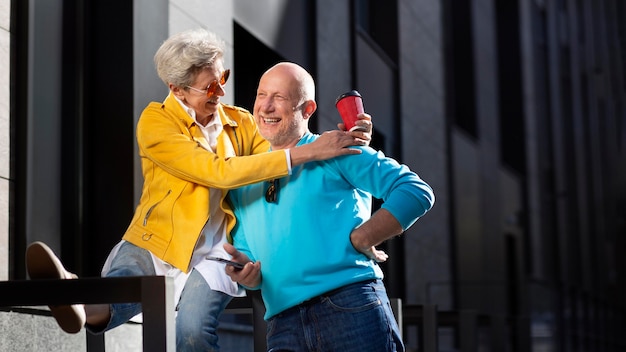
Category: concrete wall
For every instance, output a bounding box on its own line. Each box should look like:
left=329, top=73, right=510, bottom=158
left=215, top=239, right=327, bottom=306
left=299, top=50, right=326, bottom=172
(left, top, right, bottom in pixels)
left=397, top=0, right=452, bottom=309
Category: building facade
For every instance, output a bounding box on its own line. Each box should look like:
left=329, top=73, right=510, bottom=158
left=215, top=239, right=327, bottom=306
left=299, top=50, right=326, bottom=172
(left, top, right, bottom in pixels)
left=1, top=0, right=624, bottom=351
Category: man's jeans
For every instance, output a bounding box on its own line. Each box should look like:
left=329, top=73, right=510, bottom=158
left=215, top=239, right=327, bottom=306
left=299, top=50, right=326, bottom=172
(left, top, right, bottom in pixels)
left=91, top=241, right=232, bottom=352
left=266, top=279, right=404, bottom=352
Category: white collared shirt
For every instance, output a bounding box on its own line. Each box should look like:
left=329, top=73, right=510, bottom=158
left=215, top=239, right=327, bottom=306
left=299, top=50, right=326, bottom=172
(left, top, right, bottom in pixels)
left=161, top=96, right=243, bottom=297
left=102, top=96, right=244, bottom=312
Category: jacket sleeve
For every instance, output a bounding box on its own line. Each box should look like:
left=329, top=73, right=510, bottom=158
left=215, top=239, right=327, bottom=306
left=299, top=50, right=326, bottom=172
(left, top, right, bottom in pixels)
left=137, top=102, right=289, bottom=190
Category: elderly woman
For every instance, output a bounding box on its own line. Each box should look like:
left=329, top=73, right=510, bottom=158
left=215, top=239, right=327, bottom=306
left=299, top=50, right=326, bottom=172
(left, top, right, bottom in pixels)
left=26, top=28, right=371, bottom=351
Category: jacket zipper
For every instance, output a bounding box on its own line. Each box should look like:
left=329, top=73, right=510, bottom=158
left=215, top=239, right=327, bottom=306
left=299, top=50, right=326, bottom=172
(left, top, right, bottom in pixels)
left=143, top=190, right=172, bottom=226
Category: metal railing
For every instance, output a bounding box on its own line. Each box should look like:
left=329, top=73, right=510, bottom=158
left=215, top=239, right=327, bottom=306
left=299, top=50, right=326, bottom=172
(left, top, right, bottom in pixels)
left=0, top=276, right=175, bottom=352
left=0, top=279, right=502, bottom=351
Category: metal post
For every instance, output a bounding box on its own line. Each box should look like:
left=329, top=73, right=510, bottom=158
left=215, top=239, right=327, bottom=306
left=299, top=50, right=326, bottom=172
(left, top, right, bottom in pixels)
left=390, top=298, right=403, bottom=339
left=459, top=310, right=477, bottom=351
left=86, top=332, right=105, bottom=352
left=141, top=276, right=175, bottom=351
left=422, top=305, right=438, bottom=352
left=249, top=290, right=267, bottom=352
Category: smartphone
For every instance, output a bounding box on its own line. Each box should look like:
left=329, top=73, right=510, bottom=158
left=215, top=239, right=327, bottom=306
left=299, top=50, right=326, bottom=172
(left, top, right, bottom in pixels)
left=205, top=256, right=245, bottom=269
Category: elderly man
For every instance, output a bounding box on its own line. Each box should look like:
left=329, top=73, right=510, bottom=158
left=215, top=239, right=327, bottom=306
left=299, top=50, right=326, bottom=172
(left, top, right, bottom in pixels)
left=225, top=62, right=435, bottom=352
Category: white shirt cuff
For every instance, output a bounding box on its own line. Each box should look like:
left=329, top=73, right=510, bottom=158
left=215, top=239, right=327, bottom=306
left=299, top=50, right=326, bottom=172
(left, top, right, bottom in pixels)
left=284, top=149, right=292, bottom=174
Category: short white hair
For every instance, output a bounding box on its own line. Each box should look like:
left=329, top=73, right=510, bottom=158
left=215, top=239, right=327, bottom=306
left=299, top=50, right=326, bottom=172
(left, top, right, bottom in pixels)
left=153, top=28, right=225, bottom=87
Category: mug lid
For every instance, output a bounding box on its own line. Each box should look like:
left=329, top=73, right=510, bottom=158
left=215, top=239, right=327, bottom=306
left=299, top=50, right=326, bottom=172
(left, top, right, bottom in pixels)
left=335, top=90, right=361, bottom=105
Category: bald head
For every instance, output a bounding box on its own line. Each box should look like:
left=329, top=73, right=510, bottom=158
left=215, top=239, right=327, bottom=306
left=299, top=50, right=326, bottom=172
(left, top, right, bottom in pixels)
left=263, top=62, right=315, bottom=102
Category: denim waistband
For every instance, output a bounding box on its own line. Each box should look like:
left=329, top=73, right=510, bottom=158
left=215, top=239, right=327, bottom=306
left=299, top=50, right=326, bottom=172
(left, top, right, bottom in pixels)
left=298, top=279, right=378, bottom=308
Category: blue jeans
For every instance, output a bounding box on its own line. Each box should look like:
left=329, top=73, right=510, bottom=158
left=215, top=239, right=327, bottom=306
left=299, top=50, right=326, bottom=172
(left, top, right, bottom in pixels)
left=176, top=269, right=233, bottom=352
left=89, top=241, right=232, bottom=352
left=266, top=279, right=404, bottom=352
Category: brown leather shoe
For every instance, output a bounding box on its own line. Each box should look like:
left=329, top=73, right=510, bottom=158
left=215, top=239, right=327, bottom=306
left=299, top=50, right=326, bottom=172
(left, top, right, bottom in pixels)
left=26, top=241, right=86, bottom=334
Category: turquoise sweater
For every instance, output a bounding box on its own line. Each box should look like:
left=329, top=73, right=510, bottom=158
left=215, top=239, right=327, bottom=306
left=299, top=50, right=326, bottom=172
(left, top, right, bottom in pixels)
left=230, top=132, right=435, bottom=319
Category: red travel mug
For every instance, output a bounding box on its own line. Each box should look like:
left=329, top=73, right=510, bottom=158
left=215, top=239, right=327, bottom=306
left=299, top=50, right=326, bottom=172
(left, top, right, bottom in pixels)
left=335, top=90, right=365, bottom=131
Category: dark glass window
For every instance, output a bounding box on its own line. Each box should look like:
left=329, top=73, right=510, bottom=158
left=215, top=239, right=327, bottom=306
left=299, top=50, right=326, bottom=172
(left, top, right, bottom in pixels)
left=355, top=0, right=398, bottom=63
left=443, top=0, right=478, bottom=138
left=496, top=0, right=526, bottom=174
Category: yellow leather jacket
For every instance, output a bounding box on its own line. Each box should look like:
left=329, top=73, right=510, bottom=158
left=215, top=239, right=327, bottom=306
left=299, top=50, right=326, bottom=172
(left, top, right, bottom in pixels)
left=122, top=94, right=289, bottom=272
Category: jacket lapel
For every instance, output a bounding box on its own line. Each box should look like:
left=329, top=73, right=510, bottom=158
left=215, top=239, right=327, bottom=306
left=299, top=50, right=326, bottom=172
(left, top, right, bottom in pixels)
left=216, top=105, right=239, bottom=158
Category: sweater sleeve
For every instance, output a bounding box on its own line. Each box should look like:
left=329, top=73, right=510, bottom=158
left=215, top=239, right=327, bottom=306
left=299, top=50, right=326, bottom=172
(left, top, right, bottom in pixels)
left=333, top=146, right=435, bottom=230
